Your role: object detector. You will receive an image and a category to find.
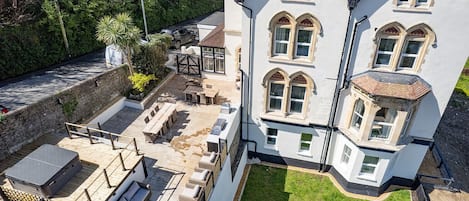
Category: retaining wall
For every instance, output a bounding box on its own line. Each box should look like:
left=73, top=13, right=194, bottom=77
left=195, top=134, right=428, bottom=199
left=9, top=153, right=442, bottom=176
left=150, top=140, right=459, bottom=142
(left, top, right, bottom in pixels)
left=0, top=65, right=131, bottom=160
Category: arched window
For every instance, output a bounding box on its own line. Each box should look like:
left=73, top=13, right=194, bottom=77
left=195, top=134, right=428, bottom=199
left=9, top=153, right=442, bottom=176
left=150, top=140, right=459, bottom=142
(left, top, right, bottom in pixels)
left=398, top=24, right=435, bottom=71
left=268, top=72, right=286, bottom=111
left=294, top=15, right=320, bottom=59
left=373, top=22, right=435, bottom=72
left=273, top=16, right=293, bottom=56
left=350, top=99, right=365, bottom=131
left=373, top=23, right=405, bottom=67
left=269, top=12, right=321, bottom=62
left=289, top=75, right=307, bottom=113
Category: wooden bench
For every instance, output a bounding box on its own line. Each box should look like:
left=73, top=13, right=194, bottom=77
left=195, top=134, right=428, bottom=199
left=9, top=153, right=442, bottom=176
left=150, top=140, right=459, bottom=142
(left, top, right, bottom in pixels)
left=142, top=103, right=177, bottom=142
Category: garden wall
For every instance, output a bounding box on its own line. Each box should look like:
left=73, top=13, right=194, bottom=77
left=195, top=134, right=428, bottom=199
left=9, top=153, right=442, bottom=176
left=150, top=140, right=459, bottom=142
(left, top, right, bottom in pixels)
left=0, top=65, right=131, bottom=160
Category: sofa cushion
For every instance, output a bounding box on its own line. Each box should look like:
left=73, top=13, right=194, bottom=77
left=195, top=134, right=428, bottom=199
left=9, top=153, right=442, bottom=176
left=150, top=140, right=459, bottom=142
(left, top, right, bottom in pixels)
left=182, top=184, right=201, bottom=198
left=209, top=152, right=216, bottom=163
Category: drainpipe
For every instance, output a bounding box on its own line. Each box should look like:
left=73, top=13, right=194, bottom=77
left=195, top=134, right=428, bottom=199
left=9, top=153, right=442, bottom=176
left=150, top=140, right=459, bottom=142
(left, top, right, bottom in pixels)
left=235, top=0, right=257, bottom=153
left=319, top=2, right=367, bottom=171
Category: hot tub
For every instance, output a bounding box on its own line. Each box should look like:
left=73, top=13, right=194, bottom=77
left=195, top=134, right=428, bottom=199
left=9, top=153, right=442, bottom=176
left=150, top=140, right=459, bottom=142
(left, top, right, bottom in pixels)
left=5, top=144, right=82, bottom=198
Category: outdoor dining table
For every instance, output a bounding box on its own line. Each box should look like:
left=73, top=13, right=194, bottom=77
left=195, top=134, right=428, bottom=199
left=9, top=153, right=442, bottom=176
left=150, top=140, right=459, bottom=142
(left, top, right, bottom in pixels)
left=183, top=85, right=219, bottom=104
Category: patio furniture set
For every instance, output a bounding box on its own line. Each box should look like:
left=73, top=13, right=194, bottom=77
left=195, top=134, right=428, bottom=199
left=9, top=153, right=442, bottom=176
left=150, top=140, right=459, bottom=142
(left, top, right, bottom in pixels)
left=179, top=151, right=222, bottom=201
left=183, top=79, right=219, bottom=105
left=142, top=102, right=178, bottom=143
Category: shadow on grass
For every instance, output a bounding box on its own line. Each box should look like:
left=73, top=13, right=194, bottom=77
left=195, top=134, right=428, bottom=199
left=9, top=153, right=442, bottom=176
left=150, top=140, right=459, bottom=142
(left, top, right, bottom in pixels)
left=241, top=165, right=290, bottom=201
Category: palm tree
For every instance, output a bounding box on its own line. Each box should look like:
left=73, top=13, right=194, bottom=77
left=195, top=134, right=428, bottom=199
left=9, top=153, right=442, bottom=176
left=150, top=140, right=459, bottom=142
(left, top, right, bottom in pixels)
left=96, top=13, right=141, bottom=75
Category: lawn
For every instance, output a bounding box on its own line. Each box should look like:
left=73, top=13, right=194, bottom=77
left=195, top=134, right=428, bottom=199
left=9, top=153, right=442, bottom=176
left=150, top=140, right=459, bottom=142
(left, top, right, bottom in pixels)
left=241, top=165, right=410, bottom=201
left=455, top=58, right=469, bottom=96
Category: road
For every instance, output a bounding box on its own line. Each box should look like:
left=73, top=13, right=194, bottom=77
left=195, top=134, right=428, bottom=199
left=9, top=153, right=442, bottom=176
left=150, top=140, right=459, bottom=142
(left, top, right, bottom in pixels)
left=0, top=50, right=111, bottom=111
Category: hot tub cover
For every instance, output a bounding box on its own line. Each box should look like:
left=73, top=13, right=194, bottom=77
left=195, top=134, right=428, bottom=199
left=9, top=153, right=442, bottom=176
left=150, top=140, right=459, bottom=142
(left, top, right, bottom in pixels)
left=5, top=144, right=79, bottom=186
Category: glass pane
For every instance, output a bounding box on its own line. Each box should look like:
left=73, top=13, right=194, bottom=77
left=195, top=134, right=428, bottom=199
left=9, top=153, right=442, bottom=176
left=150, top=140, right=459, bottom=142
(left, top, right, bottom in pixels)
left=290, top=101, right=303, bottom=113
left=267, top=137, right=276, bottom=145
left=354, top=100, right=364, bottom=115
left=378, top=38, right=396, bottom=52
left=267, top=128, right=278, bottom=136
left=291, top=86, right=306, bottom=99
left=275, top=27, right=290, bottom=41
left=270, top=83, right=284, bottom=96
left=301, top=133, right=312, bottom=141
left=363, top=156, right=379, bottom=164
left=360, top=165, right=376, bottom=174
left=344, top=145, right=351, bottom=155
left=417, top=0, right=427, bottom=3
left=296, top=45, right=309, bottom=57
left=300, top=143, right=310, bottom=151
left=270, top=98, right=282, bottom=110
left=203, top=58, right=214, bottom=71
left=215, top=58, right=224, bottom=72
left=400, top=56, right=416, bottom=68
left=297, top=30, right=312, bottom=43
left=376, top=54, right=391, bottom=65
left=405, top=41, right=422, bottom=54
left=275, top=43, right=288, bottom=54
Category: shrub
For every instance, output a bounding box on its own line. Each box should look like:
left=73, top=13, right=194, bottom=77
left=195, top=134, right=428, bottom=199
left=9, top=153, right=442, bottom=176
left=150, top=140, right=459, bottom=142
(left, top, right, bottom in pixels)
left=133, top=33, right=172, bottom=76
left=128, top=73, right=156, bottom=93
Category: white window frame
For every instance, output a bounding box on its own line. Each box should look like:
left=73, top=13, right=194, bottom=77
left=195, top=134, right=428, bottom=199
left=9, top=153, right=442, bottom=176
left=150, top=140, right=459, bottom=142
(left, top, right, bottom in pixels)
left=214, top=48, right=225, bottom=73
left=341, top=145, right=352, bottom=164
left=369, top=108, right=397, bottom=140
left=416, top=0, right=429, bottom=6
left=202, top=47, right=214, bottom=72
left=350, top=99, right=365, bottom=131
left=295, top=28, right=313, bottom=58
left=298, top=133, right=313, bottom=155
left=359, top=155, right=380, bottom=179
left=289, top=84, right=306, bottom=114
left=268, top=82, right=285, bottom=112
left=265, top=128, right=278, bottom=149
left=273, top=26, right=291, bottom=56
left=397, top=39, right=424, bottom=70
left=374, top=37, right=399, bottom=67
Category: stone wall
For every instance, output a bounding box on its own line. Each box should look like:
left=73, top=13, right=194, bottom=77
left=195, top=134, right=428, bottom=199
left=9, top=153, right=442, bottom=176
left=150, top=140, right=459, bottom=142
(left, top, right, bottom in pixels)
left=0, top=65, right=131, bottom=160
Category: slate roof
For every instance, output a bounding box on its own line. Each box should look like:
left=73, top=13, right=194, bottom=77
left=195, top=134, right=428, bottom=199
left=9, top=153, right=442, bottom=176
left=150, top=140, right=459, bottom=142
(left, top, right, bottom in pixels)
left=199, top=23, right=225, bottom=48
left=351, top=71, right=431, bottom=100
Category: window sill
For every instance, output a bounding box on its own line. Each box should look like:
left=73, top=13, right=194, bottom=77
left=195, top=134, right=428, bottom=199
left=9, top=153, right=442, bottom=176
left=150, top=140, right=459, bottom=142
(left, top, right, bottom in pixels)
left=269, top=57, right=314, bottom=67
left=202, top=70, right=225, bottom=75
left=281, top=0, right=315, bottom=4
left=393, top=7, right=432, bottom=14
left=297, top=152, right=313, bottom=157
left=356, top=174, right=377, bottom=182
left=264, top=145, right=278, bottom=151
left=261, top=113, right=309, bottom=126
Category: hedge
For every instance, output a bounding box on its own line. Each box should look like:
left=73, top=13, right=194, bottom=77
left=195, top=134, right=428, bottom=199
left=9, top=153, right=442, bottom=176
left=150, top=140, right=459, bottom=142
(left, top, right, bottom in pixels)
left=0, top=0, right=222, bottom=81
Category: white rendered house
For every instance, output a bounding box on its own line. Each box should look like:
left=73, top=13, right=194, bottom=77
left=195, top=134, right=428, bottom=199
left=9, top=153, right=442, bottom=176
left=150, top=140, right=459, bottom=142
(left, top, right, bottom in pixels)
left=230, top=0, right=469, bottom=196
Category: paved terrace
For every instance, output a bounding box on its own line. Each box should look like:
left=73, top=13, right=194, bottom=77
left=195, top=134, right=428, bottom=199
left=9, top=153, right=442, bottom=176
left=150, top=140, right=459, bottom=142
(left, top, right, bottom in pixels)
left=0, top=50, right=109, bottom=111
left=0, top=132, right=142, bottom=201
left=100, top=74, right=240, bottom=201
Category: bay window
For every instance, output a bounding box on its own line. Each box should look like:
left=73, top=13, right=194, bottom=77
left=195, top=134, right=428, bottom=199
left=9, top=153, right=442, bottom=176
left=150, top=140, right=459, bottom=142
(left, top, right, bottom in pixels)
left=370, top=108, right=397, bottom=140
left=360, top=156, right=379, bottom=176
left=350, top=99, right=365, bottom=131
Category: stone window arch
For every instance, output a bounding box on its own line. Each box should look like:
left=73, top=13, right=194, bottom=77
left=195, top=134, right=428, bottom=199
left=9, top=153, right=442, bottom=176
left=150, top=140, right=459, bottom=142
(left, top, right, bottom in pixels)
left=263, top=69, right=290, bottom=113
left=372, top=22, right=435, bottom=72
left=294, top=14, right=321, bottom=61
left=398, top=24, right=435, bottom=71
left=373, top=22, right=406, bottom=68
left=269, top=12, right=296, bottom=58
left=288, top=72, right=314, bottom=116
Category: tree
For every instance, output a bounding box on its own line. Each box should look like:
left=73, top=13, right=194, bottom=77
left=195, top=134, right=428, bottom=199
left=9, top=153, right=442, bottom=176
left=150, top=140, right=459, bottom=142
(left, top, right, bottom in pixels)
left=133, top=33, right=172, bottom=76
left=96, top=13, right=141, bottom=75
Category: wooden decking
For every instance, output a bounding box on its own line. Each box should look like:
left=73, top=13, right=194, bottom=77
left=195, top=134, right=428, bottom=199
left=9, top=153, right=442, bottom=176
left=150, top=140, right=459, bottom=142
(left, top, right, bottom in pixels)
left=0, top=132, right=142, bottom=201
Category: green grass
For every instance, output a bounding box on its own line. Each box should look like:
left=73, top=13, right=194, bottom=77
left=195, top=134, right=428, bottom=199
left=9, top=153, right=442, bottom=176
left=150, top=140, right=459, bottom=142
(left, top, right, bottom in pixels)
left=464, top=57, right=469, bottom=69
left=455, top=74, right=469, bottom=96
left=241, top=165, right=410, bottom=201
